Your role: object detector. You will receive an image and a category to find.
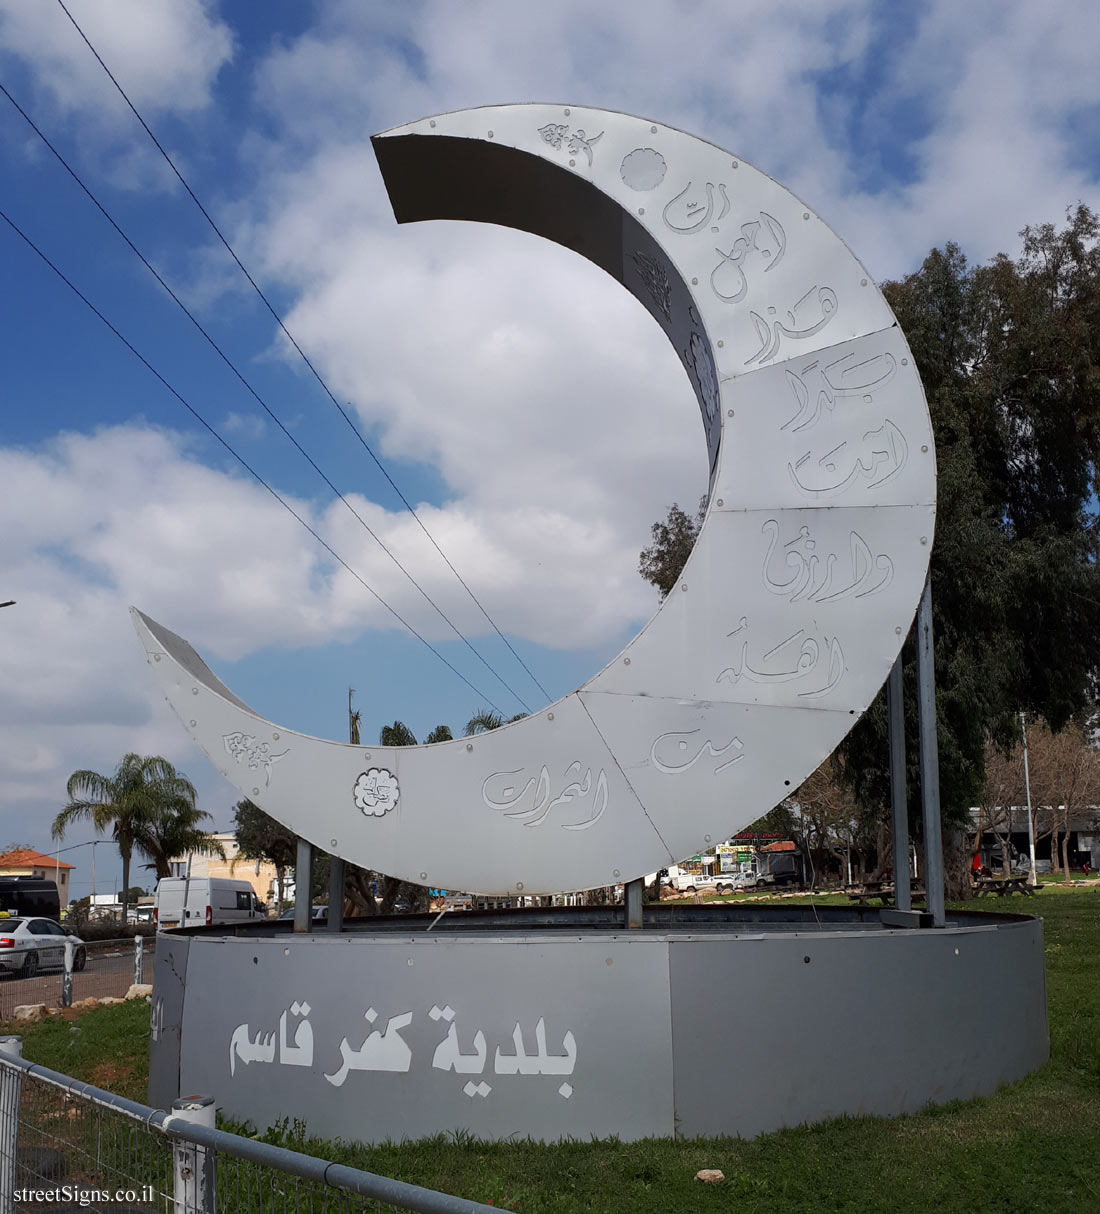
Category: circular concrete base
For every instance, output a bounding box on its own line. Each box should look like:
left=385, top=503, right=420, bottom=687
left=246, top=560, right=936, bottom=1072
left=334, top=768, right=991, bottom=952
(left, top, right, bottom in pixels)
left=150, top=905, right=1048, bottom=1142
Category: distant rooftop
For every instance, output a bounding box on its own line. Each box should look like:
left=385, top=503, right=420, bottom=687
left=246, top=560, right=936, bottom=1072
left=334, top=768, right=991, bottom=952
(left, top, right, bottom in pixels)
left=0, top=849, right=74, bottom=871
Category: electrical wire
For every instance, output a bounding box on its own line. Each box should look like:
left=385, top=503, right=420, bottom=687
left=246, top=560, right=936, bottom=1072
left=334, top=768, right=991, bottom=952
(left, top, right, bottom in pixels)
left=54, top=0, right=553, bottom=706
left=0, top=78, right=531, bottom=714
left=0, top=203, right=505, bottom=713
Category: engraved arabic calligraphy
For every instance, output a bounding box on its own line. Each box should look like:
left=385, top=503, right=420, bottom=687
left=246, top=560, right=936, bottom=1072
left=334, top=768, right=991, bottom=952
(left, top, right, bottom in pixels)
left=230, top=1000, right=578, bottom=1101
left=662, top=180, right=730, bottom=233
left=746, top=285, right=838, bottom=366
left=717, top=618, right=845, bottom=700
left=650, top=729, right=743, bottom=775
left=710, top=211, right=787, bottom=303
left=483, top=762, right=608, bottom=830
left=222, top=732, right=289, bottom=787
left=761, top=520, right=893, bottom=603
left=354, top=767, right=400, bottom=817
left=537, top=122, right=603, bottom=165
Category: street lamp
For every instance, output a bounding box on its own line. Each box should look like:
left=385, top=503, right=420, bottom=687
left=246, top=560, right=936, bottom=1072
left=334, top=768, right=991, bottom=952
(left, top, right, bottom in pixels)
left=1020, top=712, right=1037, bottom=887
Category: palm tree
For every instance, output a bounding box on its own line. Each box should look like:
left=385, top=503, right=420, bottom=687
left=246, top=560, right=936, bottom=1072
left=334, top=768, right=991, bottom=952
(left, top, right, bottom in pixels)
left=135, top=802, right=223, bottom=881
left=52, top=754, right=198, bottom=926
left=464, top=710, right=527, bottom=735
left=380, top=720, right=418, bottom=747
left=425, top=725, right=453, bottom=744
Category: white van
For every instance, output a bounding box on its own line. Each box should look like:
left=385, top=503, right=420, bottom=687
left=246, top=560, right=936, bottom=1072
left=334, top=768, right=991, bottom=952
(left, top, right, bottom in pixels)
left=154, top=877, right=265, bottom=930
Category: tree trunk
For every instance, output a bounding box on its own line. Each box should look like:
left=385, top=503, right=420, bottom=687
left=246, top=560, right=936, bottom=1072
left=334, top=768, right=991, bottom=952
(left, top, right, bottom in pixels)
left=120, top=847, right=130, bottom=928
left=1060, top=808, right=1072, bottom=881
left=943, top=826, right=973, bottom=901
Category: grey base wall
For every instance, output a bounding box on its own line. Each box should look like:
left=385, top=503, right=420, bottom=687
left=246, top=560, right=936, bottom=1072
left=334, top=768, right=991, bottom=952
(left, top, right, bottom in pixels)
left=151, top=916, right=1047, bottom=1143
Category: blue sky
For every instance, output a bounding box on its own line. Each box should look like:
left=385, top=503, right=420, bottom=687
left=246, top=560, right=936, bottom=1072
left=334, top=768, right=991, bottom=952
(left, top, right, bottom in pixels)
left=1, top=0, right=1098, bottom=900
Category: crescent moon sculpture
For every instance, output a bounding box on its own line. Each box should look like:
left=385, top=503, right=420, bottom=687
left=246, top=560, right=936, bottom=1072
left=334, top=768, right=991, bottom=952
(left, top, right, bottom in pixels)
left=132, top=104, right=935, bottom=895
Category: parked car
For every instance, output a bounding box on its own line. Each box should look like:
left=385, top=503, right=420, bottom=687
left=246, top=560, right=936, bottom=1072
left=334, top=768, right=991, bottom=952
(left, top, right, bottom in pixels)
left=277, top=905, right=328, bottom=921
left=0, top=916, right=85, bottom=977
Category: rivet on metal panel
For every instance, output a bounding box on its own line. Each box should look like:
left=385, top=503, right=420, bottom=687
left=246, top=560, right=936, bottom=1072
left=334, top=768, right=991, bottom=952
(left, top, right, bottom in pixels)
left=727, top=409, right=734, bottom=417
left=564, top=108, right=571, bottom=116
left=283, top=948, right=289, bottom=956
left=731, top=160, right=739, bottom=168
left=613, top=869, right=620, bottom=878
left=605, top=957, right=613, bottom=966
left=681, top=583, right=688, bottom=592
left=717, top=339, right=724, bottom=347
left=548, top=712, right=555, bottom=720
left=920, top=537, right=928, bottom=545
left=650, top=125, right=657, bottom=133
left=429, top=120, right=436, bottom=128
left=153, top=654, right=161, bottom=662
left=716, top=499, right=724, bottom=507
left=902, top=358, right=909, bottom=365
left=784, top=780, right=791, bottom=786
left=896, top=627, right=903, bottom=635
left=466, top=743, right=473, bottom=751
left=803, top=212, right=810, bottom=220
left=488, top=130, right=494, bottom=138
left=363, top=752, right=371, bottom=760
left=861, top=278, right=868, bottom=286
left=192, top=687, right=199, bottom=695
left=704, top=835, right=711, bottom=843
left=638, top=207, right=645, bottom=215
left=516, top=882, right=524, bottom=891
left=420, top=871, right=428, bottom=879
left=569, top=159, right=575, bottom=167
left=408, top=958, right=414, bottom=966
left=921, top=445, right=929, bottom=453
left=954, top=948, right=960, bottom=956
left=803, top=956, right=811, bottom=964
left=273, top=732, right=280, bottom=740
left=691, top=277, right=698, bottom=285
left=624, top=657, right=631, bottom=665
left=252, top=787, right=259, bottom=795
left=189, top=720, right=196, bottom=727
left=331, top=839, right=338, bottom=847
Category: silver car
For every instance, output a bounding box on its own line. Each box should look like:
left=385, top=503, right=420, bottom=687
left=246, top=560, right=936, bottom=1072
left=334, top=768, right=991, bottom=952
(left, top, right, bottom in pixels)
left=0, top=916, right=86, bottom=978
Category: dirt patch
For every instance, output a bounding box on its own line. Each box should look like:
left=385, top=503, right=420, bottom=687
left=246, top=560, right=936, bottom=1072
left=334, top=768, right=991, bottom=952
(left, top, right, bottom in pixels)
left=88, top=1059, right=135, bottom=1089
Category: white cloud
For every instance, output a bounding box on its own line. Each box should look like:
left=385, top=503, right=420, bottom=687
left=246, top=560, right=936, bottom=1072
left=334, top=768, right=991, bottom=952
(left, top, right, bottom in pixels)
left=0, top=0, right=234, bottom=189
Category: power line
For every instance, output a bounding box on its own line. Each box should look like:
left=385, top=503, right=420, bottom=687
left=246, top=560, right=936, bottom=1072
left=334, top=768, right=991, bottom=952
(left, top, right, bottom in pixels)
left=54, top=0, right=552, bottom=705
left=0, top=77, right=531, bottom=714
left=0, top=204, right=505, bottom=713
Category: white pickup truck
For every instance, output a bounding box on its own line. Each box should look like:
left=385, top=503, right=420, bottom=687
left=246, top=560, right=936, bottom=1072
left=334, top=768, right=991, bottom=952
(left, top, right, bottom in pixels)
left=663, top=868, right=755, bottom=894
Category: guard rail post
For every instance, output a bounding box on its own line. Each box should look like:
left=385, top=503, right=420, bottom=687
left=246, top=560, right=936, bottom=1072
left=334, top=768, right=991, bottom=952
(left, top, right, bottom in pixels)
left=0, top=1037, right=23, bottom=1214
left=134, top=934, right=144, bottom=986
left=62, top=939, right=74, bottom=1008
left=170, top=1094, right=216, bottom=1213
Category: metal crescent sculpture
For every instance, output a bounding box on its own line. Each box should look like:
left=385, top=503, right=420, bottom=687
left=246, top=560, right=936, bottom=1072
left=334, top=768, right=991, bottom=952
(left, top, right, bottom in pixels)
left=132, top=104, right=935, bottom=895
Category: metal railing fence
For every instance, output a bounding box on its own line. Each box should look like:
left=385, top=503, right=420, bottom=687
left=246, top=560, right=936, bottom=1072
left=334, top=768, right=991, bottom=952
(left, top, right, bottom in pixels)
left=0, top=1040, right=497, bottom=1213
left=0, top=936, right=152, bottom=1021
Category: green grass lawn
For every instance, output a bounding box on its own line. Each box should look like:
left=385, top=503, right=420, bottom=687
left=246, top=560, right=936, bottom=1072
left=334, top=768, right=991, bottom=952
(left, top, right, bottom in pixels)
left=7, top=888, right=1099, bottom=1213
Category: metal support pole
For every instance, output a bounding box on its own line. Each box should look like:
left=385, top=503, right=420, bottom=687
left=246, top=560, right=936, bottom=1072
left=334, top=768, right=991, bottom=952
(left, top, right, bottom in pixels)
left=135, top=934, right=144, bottom=985
left=624, top=878, right=643, bottom=929
left=293, top=838, right=312, bottom=934
left=914, top=573, right=946, bottom=927
left=1021, top=712, right=1037, bottom=887
left=0, top=1037, right=22, bottom=1214
left=170, top=1094, right=216, bottom=1213
left=326, top=856, right=345, bottom=933
left=62, top=939, right=74, bottom=1008
left=886, top=655, right=911, bottom=913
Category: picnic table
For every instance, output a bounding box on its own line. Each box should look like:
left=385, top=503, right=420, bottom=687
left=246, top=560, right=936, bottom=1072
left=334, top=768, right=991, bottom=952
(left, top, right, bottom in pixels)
left=973, top=874, right=1038, bottom=897
left=848, top=882, right=926, bottom=907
